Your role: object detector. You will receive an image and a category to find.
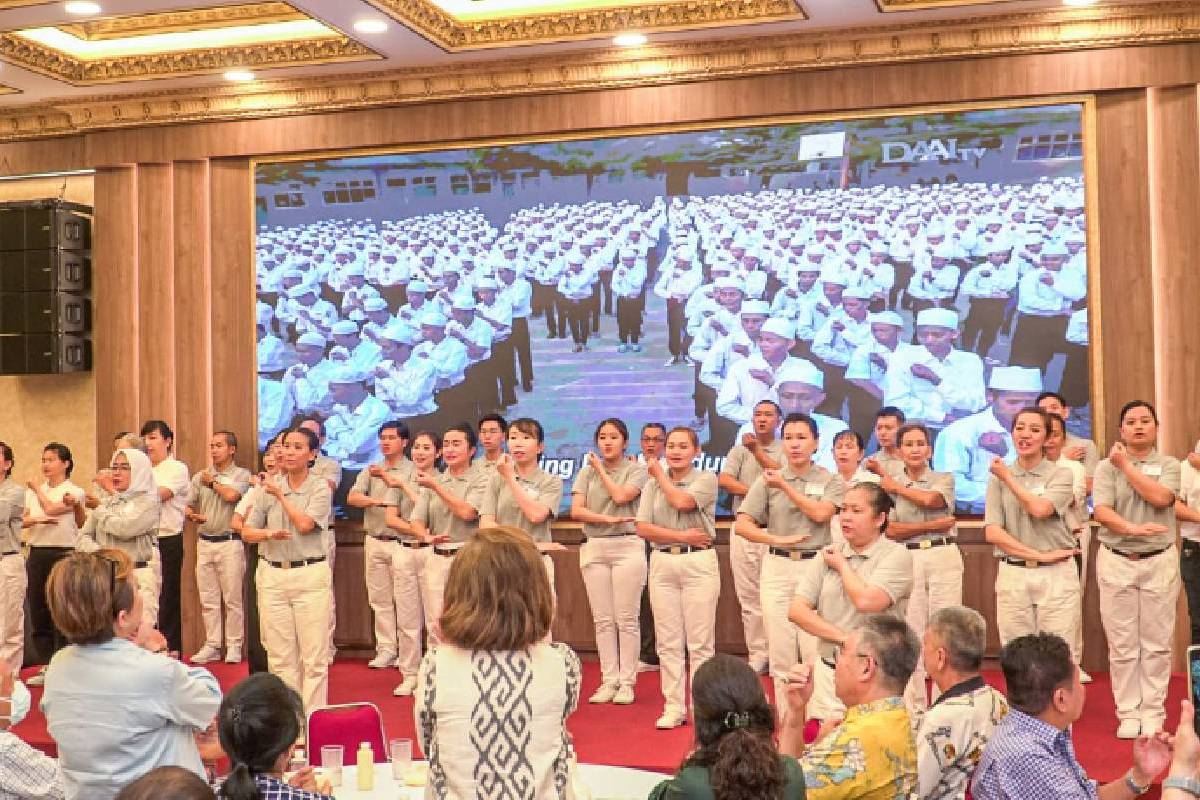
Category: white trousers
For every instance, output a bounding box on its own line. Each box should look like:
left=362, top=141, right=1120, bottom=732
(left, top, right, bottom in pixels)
left=424, top=550, right=454, bottom=644
left=903, top=543, right=964, bottom=713
left=760, top=552, right=820, bottom=718
left=196, top=539, right=246, bottom=650
left=391, top=543, right=440, bottom=678
left=729, top=535, right=769, bottom=667
left=134, top=564, right=159, bottom=628
left=995, top=559, right=1081, bottom=650
left=257, top=560, right=333, bottom=714
left=0, top=554, right=26, bottom=672
left=649, top=549, right=720, bottom=714
left=1074, top=526, right=1093, bottom=666
left=364, top=536, right=399, bottom=658
left=324, top=531, right=338, bottom=655
left=580, top=536, right=647, bottom=689
left=1097, top=544, right=1180, bottom=729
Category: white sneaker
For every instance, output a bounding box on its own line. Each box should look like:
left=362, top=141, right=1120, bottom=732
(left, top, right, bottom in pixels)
left=589, top=685, right=618, bottom=704
left=368, top=652, right=397, bottom=669
left=392, top=677, right=418, bottom=697
left=749, top=659, right=769, bottom=675
left=224, top=647, right=243, bottom=664
left=613, top=686, right=635, bottom=705
left=190, top=645, right=221, bottom=664
left=655, top=709, right=688, bottom=729
left=1079, top=668, right=1093, bottom=684
left=1116, top=719, right=1141, bottom=739
left=26, top=667, right=46, bottom=687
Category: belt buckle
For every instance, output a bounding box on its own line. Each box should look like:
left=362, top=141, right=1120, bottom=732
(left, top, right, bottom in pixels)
left=919, top=539, right=934, bottom=550
left=789, top=550, right=801, bottom=561
left=1024, top=559, right=1038, bottom=569
left=280, top=560, right=292, bottom=570
left=669, top=545, right=683, bottom=555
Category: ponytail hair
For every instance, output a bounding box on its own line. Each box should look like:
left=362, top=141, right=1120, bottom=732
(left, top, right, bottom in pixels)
left=685, top=655, right=785, bottom=800
left=217, top=674, right=304, bottom=800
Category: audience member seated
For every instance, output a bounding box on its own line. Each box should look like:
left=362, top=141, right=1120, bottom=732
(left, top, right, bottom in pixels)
left=648, top=653, right=807, bottom=800
left=215, top=673, right=332, bottom=800
left=41, top=549, right=222, bottom=800
left=972, top=633, right=1171, bottom=800
left=115, top=767, right=215, bottom=800
left=415, top=526, right=581, bottom=800
left=779, top=615, right=919, bottom=800
left=915, top=606, right=1009, bottom=800
left=0, top=658, right=64, bottom=800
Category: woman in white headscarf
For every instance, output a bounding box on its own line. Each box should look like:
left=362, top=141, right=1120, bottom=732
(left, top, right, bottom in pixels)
left=77, top=448, right=163, bottom=623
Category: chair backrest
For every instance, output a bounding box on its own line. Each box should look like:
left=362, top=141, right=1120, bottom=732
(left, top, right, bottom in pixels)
left=306, top=703, right=388, bottom=765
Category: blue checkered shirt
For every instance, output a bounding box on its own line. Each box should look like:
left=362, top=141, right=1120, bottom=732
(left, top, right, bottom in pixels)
left=250, top=775, right=334, bottom=800
left=971, top=709, right=1098, bottom=800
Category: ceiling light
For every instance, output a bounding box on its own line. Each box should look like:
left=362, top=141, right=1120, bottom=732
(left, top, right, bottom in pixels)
left=64, top=1, right=101, bottom=14
left=224, top=69, right=255, bottom=82
left=353, top=19, right=388, bottom=35
left=1063, top=0, right=1097, bottom=6
left=613, top=33, right=647, bottom=47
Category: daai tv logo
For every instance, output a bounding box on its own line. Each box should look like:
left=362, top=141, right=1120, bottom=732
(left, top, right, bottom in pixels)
left=880, top=137, right=988, bottom=165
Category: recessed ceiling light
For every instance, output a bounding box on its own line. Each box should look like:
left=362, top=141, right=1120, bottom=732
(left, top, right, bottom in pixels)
left=613, top=33, right=647, bottom=47
left=224, top=69, right=256, bottom=82
left=353, top=19, right=388, bottom=35
left=64, top=1, right=102, bottom=14
left=1063, top=0, right=1096, bottom=6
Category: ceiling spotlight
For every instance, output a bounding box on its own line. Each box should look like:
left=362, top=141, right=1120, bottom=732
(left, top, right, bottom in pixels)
left=613, top=33, right=647, bottom=47
left=64, top=1, right=102, bottom=14
left=224, top=70, right=256, bottom=82
left=353, top=19, right=389, bottom=34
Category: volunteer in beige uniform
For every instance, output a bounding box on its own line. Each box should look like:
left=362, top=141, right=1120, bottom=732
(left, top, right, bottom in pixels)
left=734, top=412, right=843, bottom=721
left=299, top=417, right=341, bottom=661
left=142, top=420, right=190, bottom=655
left=346, top=420, right=414, bottom=674
left=718, top=399, right=782, bottom=675
left=410, top=423, right=488, bottom=629
left=479, top=417, right=564, bottom=587
left=869, top=406, right=908, bottom=477
left=572, top=418, right=648, bottom=705
left=831, top=430, right=879, bottom=544
left=636, top=426, right=719, bottom=730
left=872, top=422, right=960, bottom=714
left=788, top=482, right=913, bottom=722
left=232, top=433, right=286, bottom=675
left=22, top=442, right=85, bottom=685
left=383, top=430, right=442, bottom=696
left=77, top=448, right=163, bottom=623
left=0, top=444, right=24, bottom=673
left=982, top=406, right=1081, bottom=658
left=1044, top=411, right=1092, bottom=683
left=1093, top=400, right=1181, bottom=739
left=185, top=431, right=251, bottom=664
left=240, top=426, right=333, bottom=713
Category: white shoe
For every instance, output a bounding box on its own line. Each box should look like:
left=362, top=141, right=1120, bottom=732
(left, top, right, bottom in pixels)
left=392, top=677, right=418, bottom=697
left=663, top=357, right=677, bottom=367
left=190, top=645, right=221, bottom=664
left=26, top=667, right=46, bottom=687
left=637, top=661, right=660, bottom=673
left=655, top=709, right=688, bottom=729
left=1116, top=719, right=1141, bottom=739
left=1078, top=668, right=1093, bottom=684
left=368, top=652, right=397, bottom=669
left=1141, top=720, right=1163, bottom=736
left=749, top=659, right=769, bottom=675
left=589, top=685, right=618, bottom=704
left=224, top=647, right=243, bottom=664
left=613, top=686, right=635, bottom=705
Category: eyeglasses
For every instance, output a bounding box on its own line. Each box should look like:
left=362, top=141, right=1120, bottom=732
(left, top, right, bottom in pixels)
left=832, top=645, right=874, bottom=667
left=109, top=464, right=132, bottom=473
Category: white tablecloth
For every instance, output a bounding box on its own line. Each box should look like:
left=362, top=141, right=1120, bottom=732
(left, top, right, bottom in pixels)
left=330, top=762, right=666, bottom=800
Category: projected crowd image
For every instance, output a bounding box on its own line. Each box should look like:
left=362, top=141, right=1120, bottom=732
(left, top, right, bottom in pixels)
left=254, top=103, right=1091, bottom=512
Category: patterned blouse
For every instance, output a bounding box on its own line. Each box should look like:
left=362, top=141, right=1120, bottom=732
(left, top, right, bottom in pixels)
left=800, top=696, right=917, bottom=800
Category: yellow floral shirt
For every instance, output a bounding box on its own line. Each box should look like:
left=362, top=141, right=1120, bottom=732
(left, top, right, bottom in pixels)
left=801, top=696, right=917, bottom=800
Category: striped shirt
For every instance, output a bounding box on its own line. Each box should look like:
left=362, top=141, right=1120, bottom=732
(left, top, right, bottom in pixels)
left=0, top=731, right=64, bottom=800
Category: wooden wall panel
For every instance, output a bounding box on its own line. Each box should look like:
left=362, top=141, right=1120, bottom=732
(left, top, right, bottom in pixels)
left=135, top=163, right=176, bottom=424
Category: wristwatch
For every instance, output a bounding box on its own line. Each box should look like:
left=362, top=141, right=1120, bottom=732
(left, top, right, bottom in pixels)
left=1124, top=771, right=1150, bottom=796
left=1164, top=776, right=1200, bottom=797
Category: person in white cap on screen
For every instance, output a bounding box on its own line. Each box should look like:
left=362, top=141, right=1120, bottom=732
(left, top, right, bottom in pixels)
left=612, top=247, right=647, bottom=353
left=715, top=316, right=797, bottom=432
left=497, top=264, right=535, bottom=392
left=811, top=286, right=874, bottom=420
left=323, top=365, right=391, bottom=472
left=905, top=240, right=960, bottom=321
left=960, top=241, right=1018, bottom=358
left=397, top=278, right=429, bottom=327
left=557, top=251, right=595, bottom=352
left=844, top=310, right=909, bottom=432
left=700, top=300, right=770, bottom=453
left=654, top=252, right=701, bottom=366
left=330, top=319, right=382, bottom=374
left=475, top=276, right=517, bottom=408
left=883, top=308, right=986, bottom=428
left=1009, top=242, right=1086, bottom=373
left=736, top=359, right=848, bottom=473
left=282, top=332, right=336, bottom=416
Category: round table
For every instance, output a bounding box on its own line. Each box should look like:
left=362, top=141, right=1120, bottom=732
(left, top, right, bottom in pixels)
left=329, top=762, right=667, bottom=800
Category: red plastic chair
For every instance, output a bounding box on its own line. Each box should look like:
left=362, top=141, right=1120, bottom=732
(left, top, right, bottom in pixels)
left=306, top=703, right=389, bottom=765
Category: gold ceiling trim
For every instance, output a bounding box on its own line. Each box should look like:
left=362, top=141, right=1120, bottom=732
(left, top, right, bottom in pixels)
left=875, top=0, right=1019, bottom=11
left=0, top=32, right=380, bottom=85
left=0, top=0, right=50, bottom=7
left=0, top=2, right=1196, bottom=140
left=0, top=85, right=20, bottom=96
left=56, top=3, right=307, bottom=42
left=361, top=0, right=806, bottom=51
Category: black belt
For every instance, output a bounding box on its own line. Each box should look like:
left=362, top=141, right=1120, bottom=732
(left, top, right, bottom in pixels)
left=399, top=539, right=430, bottom=549
left=1104, top=543, right=1172, bottom=561
left=433, top=545, right=462, bottom=557
left=653, top=545, right=707, bottom=555
left=367, top=533, right=399, bottom=542
left=584, top=534, right=638, bottom=540
left=199, top=533, right=239, bottom=543
left=906, top=536, right=954, bottom=550
left=0, top=550, right=18, bottom=558
left=261, top=556, right=326, bottom=569
left=821, top=657, right=837, bottom=669
left=1000, top=556, right=1058, bottom=569
left=134, top=560, right=150, bottom=569
left=768, top=547, right=819, bottom=560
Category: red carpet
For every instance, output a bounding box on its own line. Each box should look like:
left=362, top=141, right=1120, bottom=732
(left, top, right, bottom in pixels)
left=12, top=659, right=1185, bottom=790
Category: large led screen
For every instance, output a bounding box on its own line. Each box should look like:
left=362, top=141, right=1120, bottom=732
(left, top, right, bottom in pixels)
left=254, top=101, right=1093, bottom=513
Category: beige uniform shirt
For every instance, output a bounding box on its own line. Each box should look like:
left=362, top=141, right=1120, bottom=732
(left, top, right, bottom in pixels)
left=0, top=480, right=23, bottom=553
left=481, top=468, right=564, bottom=543
left=636, top=469, right=718, bottom=540
left=572, top=461, right=647, bottom=538
left=1064, top=433, right=1101, bottom=477
left=739, top=464, right=845, bottom=551
left=1094, top=449, right=1180, bottom=553
left=350, top=458, right=417, bottom=538
left=412, top=466, right=488, bottom=544
left=793, top=535, right=913, bottom=659
left=246, top=473, right=331, bottom=562
left=983, top=458, right=1076, bottom=555
left=186, top=465, right=251, bottom=536
left=888, top=468, right=957, bottom=544
left=721, top=439, right=784, bottom=513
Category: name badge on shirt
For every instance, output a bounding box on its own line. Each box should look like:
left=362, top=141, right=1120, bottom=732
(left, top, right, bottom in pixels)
left=522, top=483, right=541, bottom=500
left=805, top=482, right=826, bottom=497
left=1031, top=484, right=1046, bottom=496
left=1141, top=464, right=1163, bottom=477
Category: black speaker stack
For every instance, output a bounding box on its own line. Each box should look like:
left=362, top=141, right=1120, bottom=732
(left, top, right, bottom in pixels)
left=0, top=200, right=92, bottom=374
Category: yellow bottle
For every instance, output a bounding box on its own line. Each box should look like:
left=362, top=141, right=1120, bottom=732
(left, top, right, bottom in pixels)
left=356, top=741, right=374, bottom=791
